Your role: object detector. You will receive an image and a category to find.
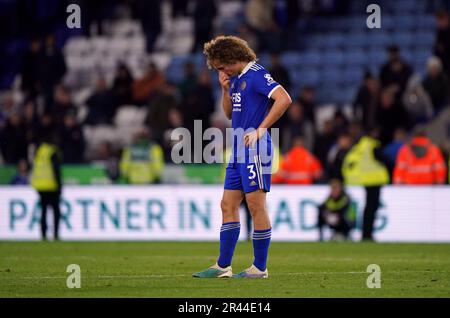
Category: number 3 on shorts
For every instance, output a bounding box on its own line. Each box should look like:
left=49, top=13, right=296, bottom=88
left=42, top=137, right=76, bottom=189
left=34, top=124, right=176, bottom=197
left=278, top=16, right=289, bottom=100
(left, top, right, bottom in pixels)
left=247, top=164, right=256, bottom=180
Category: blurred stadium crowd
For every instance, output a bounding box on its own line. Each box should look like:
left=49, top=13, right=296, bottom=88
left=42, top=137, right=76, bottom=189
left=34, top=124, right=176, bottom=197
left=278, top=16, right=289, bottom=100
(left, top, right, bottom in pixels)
left=0, top=0, right=450, bottom=185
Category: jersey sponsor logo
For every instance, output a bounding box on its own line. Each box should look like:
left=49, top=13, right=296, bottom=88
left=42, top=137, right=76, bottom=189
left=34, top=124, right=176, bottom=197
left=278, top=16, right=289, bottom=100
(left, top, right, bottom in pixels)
left=264, top=73, right=276, bottom=86
left=231, top=92, right=241, bottom=103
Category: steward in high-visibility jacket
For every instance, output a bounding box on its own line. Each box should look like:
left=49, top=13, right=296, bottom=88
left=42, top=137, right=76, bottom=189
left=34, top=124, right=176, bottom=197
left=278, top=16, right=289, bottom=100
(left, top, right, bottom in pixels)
left=30, top=136, right=63, bottom=241
left=272, top=136, right=322, bottom=184
left=393, top=134, right=447, bottom=184
left=341, top=129, right=389, bottom=241
left=342, top=135, right=390, bottom=186
left=120, top=131, right=164, bottom=184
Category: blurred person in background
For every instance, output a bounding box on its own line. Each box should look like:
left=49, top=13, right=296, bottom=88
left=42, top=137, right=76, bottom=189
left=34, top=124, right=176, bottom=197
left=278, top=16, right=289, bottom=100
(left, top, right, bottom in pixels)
left=332, top=109, right=349, bottom=137
left=92, top=141, right=120, bottom=182
left=119, top=128, right=164, bottom=184
left=297, top=86, right=316, bottom=126
left=376, top=87, right=408, bottom=145
left=10, top=159, right=30, bottom=185
left=20, top=37, right=42, bottom=99
left=269, top=53, right=291, bottom=93
left=112, top=63, right=134, bottom=107
left=422, top=56, right=450, bottom=115
left=342, top=127, right=390, bottom=241
left=327, top=131, right=353, bottom=181
left=134, top=0, right=162, bottom=53
left=281, top=101, right=314, bottom=153
left=132, top=62, right=165, bottom=105
left=37, top=34, right=66, bottom=105
left=314, top=119, right=337, bottom=169
left=145, top=82, right=179, bottom=143
left=85, top=77, right=117, bottom=125
left=48, top=85, right=77, bottom=125
left=178, top=61, right=198, bottom=100
left=403, top=74, right=434, bottom=125
left=183, top=69, right=215, bottom=132
left=61, top=111, right=85, bottom=163
left=162, top=107, right=185, bottom=162
left=434, top=10, right=450, bottom=80
left=317, top=178, right=356, bottom=242
left=353, top=71, right=380, bottom=130
left=383, top=127, right=408, bottom=176
left=30, top=132, right=62, bottom=241
left=393, top=127, right=447, bottom=185
left=192, top=0, right=217, bottom=53
left=0, top=108, right=28, bottom=164
left=379, top=45, right=413, bottom=105
left=273, top=135, right=322, bottom=184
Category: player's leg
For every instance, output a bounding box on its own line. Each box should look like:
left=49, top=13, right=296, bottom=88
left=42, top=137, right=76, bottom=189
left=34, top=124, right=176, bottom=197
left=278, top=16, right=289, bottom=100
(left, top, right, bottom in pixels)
left=193, top=165, right=244, bottom=278
left=217, top=189, right=244, bottom=267
left=233, top=157, right=272, bottom=278
left=244, top=190, right=271, bottom=277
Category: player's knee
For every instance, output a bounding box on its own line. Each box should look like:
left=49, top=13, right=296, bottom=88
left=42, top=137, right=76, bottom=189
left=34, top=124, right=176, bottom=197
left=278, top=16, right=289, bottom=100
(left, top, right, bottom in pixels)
left=246, top=199, right=265, bottom=216
left=221, top=199, right=237, bottom=215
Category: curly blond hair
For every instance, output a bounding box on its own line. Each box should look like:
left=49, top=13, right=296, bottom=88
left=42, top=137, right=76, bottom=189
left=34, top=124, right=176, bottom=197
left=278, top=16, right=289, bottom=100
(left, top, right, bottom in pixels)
left=203, top=35, right=257, bottom=69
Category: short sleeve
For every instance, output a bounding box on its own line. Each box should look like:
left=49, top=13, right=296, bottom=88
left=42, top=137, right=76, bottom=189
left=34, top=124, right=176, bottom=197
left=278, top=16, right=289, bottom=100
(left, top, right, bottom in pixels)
left=253, top=70, right=281, bottom=98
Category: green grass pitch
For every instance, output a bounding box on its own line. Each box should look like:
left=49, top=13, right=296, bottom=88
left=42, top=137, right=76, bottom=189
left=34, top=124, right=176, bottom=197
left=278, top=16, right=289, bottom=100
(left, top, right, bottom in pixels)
left=0, top=241, right=449, bottom=297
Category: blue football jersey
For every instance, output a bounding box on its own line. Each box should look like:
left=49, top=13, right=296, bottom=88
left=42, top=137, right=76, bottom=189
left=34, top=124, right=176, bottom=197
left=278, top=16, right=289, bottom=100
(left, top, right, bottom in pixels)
left=228, top=61, right=280, bottom=163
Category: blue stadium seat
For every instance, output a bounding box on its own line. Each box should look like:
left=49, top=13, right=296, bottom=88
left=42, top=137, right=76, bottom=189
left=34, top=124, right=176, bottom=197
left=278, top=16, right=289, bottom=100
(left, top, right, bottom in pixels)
left=414, top=31, right=435, bottom=48
left=320, top=67, right=342, bottom=84
left=367, top=32, right=393, bottom=48
left=323, top=33, right=346, bottom=48
left=298, top=51, right=322, bottom=66
left=343, top=49, right=368, bottom=67
left=348, top=16, right=368, bottom=31
left=392, top=32, right=416, bottom=48
left=322, top=50, right=345, bottom=66
left=369, top=48, right=387, bottom=67
left=342, top=67, right=364, bottom=85
left=395, top=15, right=418, bottom=30
left=346, top=32, right=369, bottom=49
left=417, top=15, right=436, bottom=29
left=381, top=15, right=396, bottom=31
left=280, top=52, right=300, bottom=68
left=295, top=68, right=320, bottom=86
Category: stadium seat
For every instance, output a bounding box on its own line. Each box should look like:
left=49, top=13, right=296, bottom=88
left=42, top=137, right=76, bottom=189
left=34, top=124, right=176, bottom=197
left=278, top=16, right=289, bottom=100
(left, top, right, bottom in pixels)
left=322, top=50, right=345, bottom=66
left=299, top=51, right=322, bottom=66
left=343, top=49, right=368, bottom=67
left=114, top=106, right=148, bottom=128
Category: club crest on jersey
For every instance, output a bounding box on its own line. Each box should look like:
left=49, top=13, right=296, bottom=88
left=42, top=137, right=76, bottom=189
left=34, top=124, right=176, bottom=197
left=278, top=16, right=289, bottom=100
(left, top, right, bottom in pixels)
left=240, top=81, right=247, bottom=91
left=264, top=73, right=275, bottom=86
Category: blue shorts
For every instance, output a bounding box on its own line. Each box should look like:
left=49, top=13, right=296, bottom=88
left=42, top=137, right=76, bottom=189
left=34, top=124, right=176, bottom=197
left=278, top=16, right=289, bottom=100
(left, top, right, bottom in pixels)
left=224, top=156, right=272, bottom=193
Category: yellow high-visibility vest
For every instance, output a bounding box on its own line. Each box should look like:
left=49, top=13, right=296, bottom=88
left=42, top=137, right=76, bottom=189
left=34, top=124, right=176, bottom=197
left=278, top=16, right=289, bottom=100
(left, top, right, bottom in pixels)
left=31, top=143, right=59, bottom=191
left=342, top=136, right=389, bottom=186
left=120, top=143, right=164, bottom=184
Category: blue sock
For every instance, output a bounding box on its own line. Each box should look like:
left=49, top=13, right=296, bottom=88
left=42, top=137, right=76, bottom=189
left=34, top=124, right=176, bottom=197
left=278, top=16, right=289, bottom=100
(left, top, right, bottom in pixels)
left=252, top=228, right=271, bottom=271
left=217, top=222, right=240, bottom=268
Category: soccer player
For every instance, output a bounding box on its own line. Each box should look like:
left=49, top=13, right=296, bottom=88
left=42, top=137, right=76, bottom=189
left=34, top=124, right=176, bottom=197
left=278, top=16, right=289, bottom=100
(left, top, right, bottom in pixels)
left=193, top=36, right=292, bottom=278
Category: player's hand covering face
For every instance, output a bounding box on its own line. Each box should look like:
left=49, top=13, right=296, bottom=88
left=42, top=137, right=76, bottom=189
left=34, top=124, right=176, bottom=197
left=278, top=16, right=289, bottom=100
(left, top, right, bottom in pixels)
left=218, top=71, right=230, bottom=91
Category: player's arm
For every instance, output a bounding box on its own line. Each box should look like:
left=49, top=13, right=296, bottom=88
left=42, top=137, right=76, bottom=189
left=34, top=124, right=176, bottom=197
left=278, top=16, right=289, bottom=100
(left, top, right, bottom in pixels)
left=219, top=72, right=232, bottom=120
left=259, top=86, right=292, bottom=130
left=244, top=86, right=292, bottom=146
